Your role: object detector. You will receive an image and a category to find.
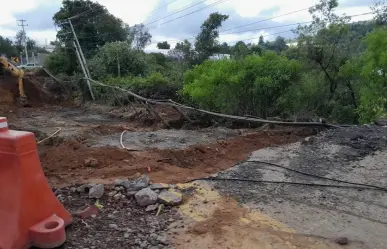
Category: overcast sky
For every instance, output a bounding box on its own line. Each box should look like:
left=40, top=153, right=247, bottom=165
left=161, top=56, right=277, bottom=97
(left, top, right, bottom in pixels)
left=0, top=0, right=376, bottom=49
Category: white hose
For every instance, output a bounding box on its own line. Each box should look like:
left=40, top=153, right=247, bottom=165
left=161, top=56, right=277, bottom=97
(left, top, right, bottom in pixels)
left=37, top=127, right=62, bottom=144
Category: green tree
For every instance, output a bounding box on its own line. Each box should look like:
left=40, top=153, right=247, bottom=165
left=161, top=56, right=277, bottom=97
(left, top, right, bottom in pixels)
left=53, top=0, right=129, bottom=57
left=217, top=42, right=231, bottom=54
left=157, top=41, right=171, bottom=50
left=168, top=40, right=196, bottom=63
left=45, top=46, right=74, bottom=75
left=194, top=12, right=229, bottom=62
left=349, top=29, right=387, bottom=122
left=294, top=0, right=362, bottom=122
left=372, top=0, right=387, bottom=25
left=0, top=36, right=17, bottom=57
left=128, top=24, right=152, bottom=50
left=231, top=41, right=251, bottom=59
left=89, top=41, right=149, bottom=79
left=250, top=44, right=262, bottom=55
left=265, top=36, right=288, bottom=53
left=258, top=35, right=265, bottom=47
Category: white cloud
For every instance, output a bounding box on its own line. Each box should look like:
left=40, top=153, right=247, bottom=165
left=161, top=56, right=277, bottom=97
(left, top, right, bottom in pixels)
left=0, top=0, right=376, bottom=47
left=96, top=0, right=159, bottom=25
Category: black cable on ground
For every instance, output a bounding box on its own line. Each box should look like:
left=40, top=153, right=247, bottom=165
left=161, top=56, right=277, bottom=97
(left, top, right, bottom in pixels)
left=186, top=177, right=387, bottom=192
left=246, top=160, right=387, bottom=192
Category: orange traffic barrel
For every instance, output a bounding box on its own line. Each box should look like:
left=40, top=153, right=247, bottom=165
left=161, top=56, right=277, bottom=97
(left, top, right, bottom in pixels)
left=0, top=117, right=72, bottom=249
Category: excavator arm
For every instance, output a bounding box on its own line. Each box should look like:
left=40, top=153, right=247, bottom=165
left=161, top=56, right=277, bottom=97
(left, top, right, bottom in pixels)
left=0, top=56, right=28, bottom=106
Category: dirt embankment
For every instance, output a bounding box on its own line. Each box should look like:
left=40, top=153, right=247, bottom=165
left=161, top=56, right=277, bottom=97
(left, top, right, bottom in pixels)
left=0, top=74, right=58, bottom=114
left=0, top=88, right=15, bottom=114
left=39, top=130, right=312, bottom=187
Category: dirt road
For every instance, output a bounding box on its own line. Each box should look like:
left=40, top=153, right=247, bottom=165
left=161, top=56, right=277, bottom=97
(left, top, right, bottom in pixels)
left=5, top=101, right=386, bottom=249
left=212, top=125, right=387, bottom=249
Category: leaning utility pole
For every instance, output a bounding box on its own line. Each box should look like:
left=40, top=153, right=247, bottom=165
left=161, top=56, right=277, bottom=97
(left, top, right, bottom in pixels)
left=17, top=19, right=29, bottom=64
left=73, top=40, right=95, bottom=100
left=68, top=19, right=91, bottom=78
left=68, top=19, right=94, bottom=100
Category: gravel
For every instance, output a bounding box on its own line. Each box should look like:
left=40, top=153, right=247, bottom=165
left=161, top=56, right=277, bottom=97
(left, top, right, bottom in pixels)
left=57, top=185, right=182, bottom=249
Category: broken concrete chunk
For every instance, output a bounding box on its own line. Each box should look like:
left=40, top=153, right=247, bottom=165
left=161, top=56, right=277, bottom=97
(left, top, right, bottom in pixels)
left=114, top=179, right=131, bottom=189
left=129, top=175, right=150, bottom=191
left=127, top=190, right=137, bottom=197
left=115, top=175, right=150, bottom=192
left=149, top=183, right=170, bottom=190
left=158, top=189, right=183, bottom=206
left=77, top=184, right=90, bottom=194
left=145, top=203, right=159, bottom=212
left=88, top=184, right=104, bottom=199
left=135, top=187, right=158, bottom=206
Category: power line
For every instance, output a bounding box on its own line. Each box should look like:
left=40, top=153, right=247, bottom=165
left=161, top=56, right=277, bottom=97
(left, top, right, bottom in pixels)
left=145, top=0, right=181, bottom=16
left=148, top=0, right=230, bottom=28
left=60, top=10, right=376, bottom=50
left=221, top=7, right=311, bottom=33
left=145, top=0, right=209, bottom=26
left=220, top=21, right=312, bottom=35
left=151, top=11, right=376, bottom=46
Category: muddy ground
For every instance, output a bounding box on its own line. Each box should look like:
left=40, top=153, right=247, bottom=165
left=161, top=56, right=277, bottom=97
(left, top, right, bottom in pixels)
left=4, top=105, right=313, bottom=187
left=3, top=83, right=387, bottom=249
left=212, top=125, right=387, bottom=249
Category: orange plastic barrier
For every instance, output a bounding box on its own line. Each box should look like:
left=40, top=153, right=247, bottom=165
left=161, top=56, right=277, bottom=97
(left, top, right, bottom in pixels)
left=0, top=117, right=72, bottom=249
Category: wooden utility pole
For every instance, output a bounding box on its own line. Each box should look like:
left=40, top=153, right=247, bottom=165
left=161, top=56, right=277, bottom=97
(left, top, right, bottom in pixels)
left=68, top=19, right=91, bottom=78
left=17, top=19, right=29, bottom=64
left=73, top=40, right=95, bottom=100
left=68, top=19, right=94, bottom=100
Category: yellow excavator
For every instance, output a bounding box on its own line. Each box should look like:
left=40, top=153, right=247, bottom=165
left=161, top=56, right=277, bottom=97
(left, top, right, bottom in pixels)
left=0, top=55, right=28, bottom=106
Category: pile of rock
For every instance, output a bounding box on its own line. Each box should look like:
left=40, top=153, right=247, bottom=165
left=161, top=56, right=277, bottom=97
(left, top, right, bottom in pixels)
left=75, top=175, right=183, bottom=210
left=115, top=175, right=183, bottom=209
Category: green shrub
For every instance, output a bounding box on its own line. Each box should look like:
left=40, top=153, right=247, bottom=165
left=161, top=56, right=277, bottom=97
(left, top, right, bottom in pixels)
left=182, top=52, right=302, bottom=118
left=93, top=73, right=179, bottom=104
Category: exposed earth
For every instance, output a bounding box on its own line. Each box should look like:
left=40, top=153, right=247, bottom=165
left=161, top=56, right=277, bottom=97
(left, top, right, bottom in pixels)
left=1, top=77, right=387, bottom=249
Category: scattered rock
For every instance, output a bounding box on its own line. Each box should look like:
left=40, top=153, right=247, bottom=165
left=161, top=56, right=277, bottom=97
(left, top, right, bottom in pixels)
left=145, top=204, right=159, bottom=212
left=127, top=191, right=137, bottom=197
left=84, top=157, right=98, bottom=167
left=135, top=188, right=158, bottom=207
left=302, top=136, right=316, bottom=145
left=158, top=189, right=183, bottom=206
left=334, top=237, right=349, bottom=245
left=108, top=191, right=117, bottom=197
left=88, top=184, right=104, bottom=199
left=113, top=193, right=123, bottom=200
left=149, top=183, right=170, bottom=190
left=156, top=235, right=169, bottom=245
left=73, top=205, right=99, bottom=219
left=115, top=175, right=150, bottom=193
left=77, top=184, right=90, bottom=194
left=129, top=175, right=150, bottom=191
left=123, top=232, right=130, bottom=238
left=140, top=241, right=148, bottom=248
left=70, top=187, right=77, bottom=193
left=114, top=179, right=130, bottom=188
left=108, top=224, right=119, bottom=230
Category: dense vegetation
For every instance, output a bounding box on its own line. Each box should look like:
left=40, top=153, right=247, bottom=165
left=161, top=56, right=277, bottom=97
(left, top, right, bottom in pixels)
left=1, top=0, right=386, bottom=124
